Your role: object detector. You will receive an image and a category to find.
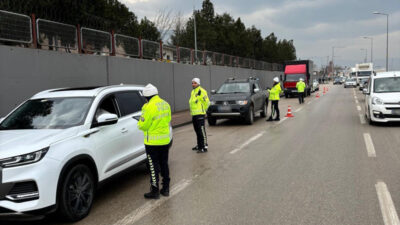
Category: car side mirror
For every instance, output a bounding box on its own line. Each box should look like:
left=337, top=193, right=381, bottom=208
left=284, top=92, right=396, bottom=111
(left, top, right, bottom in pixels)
left=93, top=113, right=118, bottom=128
left=362, top=88, right=369, bottom=95
left=254, top=88, right=260, bottom=93
left=211, top=90, right=216, bottom=94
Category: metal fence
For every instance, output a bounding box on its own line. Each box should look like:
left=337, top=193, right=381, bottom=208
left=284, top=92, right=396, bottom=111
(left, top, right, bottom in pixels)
left=0, top=9, right=283, bottom=71
left=81, top=27, right=111, bottom=54
left=0, top=10, right=31, bottom=43
left=37, top=19, right=77, bottom=50
left=115, top=34, right=139, bottom=57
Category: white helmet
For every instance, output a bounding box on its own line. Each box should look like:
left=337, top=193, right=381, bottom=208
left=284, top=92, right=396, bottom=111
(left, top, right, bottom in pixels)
left=143, top=83, right=158, bottom=97
left=299, top=78, right=304, bottom=81
left=273, top=77, right=279, bottom=82
left=192, top=78, right=201, bottom=85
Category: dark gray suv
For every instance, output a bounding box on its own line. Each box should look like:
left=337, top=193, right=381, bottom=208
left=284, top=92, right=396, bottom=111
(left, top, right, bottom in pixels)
left=207, top=77, right=268, bottom=125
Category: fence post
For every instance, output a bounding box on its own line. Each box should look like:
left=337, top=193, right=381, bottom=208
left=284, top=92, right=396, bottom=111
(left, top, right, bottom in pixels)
left=191, top=49, right=194, bottom=64
left=202, top=51, right=206, bottom=65
left=77, top=24, right=82, bottom=53
left=139, top=37, right=143, bottom=59
left=111, top=30, right=116, bottom=56
left=31, top=14, right=37, bottom=48
left=159, top=40, right=163, bottom=61
left=177, top=46, right=180, bottom=63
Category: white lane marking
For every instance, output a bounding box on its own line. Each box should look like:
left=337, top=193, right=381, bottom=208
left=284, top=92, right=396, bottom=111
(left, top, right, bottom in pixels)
left=295, top=107, right=303, bottom=112
left=307, top=101, right=312, bottom=105
left=356, top=99, right=359, bottom=104
left=230, top=132, right=265, bottom=154
left=359, top=114, right=366, bottom=124
left=357, top=105, right=362, bottom=111
left=277, top=117, right=288, bottom=124
left=113, top=178, right=194, bottom=225
left=355, top=96, right=358, bottom=100
left=363, top=133, right=376, bottom=157
left=376, top=181, right=400, bottom=225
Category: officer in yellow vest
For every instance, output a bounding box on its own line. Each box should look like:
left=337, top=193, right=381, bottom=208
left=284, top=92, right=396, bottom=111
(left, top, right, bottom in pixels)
left=138, top=84, right=172, bottom=199
left=267, top=77, right=282, bottom=121
left=189, top=78, right=210, bottom=153
left=296, top=78, right=306, bottom=104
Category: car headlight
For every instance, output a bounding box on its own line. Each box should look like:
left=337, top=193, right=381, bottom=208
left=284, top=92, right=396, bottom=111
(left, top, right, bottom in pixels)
left=236, top=100, right=248, bottom=105
left=210, top=101, right=216, bottom=105
left=0, top=147, right=49, bottom=168
left=372, top=97, right=383, bottom=105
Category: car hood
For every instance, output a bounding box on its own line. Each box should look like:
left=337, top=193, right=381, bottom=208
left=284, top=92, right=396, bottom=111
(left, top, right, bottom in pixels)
left=210, top=93, right=250, bottom=101
left=0, top=127, right=80, bottom=159
left=373, top=93, right=400, bottom=104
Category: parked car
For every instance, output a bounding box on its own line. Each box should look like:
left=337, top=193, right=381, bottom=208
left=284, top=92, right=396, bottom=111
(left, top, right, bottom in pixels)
left=364, top=71, right=400, bottom=124
left=359, top=78, right=369, bottom=90
left=207, top=77, right=268, bottom=125
left=312, top=79, right=319, bottom=92
left=344, top=78, right=357, bottom=88
left=0, top=85, right=170, bottom=221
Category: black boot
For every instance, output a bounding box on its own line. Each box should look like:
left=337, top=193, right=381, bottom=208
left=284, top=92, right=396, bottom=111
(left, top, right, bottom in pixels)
left=144, top=186, right=160, bottom=199
left=266, top=117, right=273, bottom=122
left=160, top=183, right=170, bottom=197
left=192, top=146, right=199, bottom=151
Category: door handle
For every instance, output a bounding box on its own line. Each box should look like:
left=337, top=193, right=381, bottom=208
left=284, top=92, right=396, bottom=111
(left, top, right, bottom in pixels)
left=121, top=128, right=128, bottom=133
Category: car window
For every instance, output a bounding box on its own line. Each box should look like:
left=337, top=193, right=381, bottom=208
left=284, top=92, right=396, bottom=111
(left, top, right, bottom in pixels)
left=373, top=77, right=400, bottom=93
left=95, top=96, right=119, bottom=122
left=217, top=83, right=250, bottom=94
left=115, top=91, right=145, bottom=117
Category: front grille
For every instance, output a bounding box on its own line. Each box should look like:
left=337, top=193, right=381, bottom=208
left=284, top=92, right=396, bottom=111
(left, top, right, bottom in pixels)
left=383, top=114, right=400, bottom=119
left=386, top=107, right=400, bottom=110
left=8, top=181, right=38, bottom=195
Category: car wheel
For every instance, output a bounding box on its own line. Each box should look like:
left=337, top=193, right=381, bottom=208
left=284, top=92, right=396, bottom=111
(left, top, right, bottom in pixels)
left=245, top=105, right=254, bottom=125
left=285, top=93, right=288, bottom=98
left=58, top=164, right=95, bottom=222
left=207, top=117, right=217, bottom=126
left=260, top=102, right=267, bottom=118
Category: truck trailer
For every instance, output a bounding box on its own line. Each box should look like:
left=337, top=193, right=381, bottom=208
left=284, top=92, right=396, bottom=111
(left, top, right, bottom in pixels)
left=283, top=60, right=314, bottom=98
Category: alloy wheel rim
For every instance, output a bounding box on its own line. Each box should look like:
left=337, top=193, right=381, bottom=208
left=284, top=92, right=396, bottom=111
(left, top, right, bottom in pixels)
left=67, top=169, right=93, bottom=216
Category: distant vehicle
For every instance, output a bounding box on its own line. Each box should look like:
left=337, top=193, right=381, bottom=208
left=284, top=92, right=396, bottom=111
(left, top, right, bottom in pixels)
left=312, top=79, right=319, bottom=92
left=364, top=71, right=400, bottom=124
left=344, top=78, right=357, bottom=88
left=355, top=63, right=373, bottom=86
left=0, top=85, right=165, bottom=221
left=333, top=77, right=342, bottom=85
left=359, top=77, right=369, bottom=90
left=207, top=77, right=268, bottom=125
left=341, top=77, right=347, bottom=83
left=283, top=60, right=313, bottom=98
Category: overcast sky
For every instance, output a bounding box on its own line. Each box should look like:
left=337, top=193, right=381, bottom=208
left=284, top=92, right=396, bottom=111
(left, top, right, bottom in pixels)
left=120, top=0, right=400, bottom=70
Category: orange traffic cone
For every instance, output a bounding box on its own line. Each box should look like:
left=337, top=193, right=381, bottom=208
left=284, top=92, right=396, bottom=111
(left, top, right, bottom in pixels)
left=323, top=87, right=326, bottom=94
left=285, top=105, right=294, bottom=118
left=316, top=92, right=320, bottom=98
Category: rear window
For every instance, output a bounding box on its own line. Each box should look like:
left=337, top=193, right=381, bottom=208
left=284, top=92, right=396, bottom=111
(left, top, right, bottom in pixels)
left=285, top=74, right=306, bottom=82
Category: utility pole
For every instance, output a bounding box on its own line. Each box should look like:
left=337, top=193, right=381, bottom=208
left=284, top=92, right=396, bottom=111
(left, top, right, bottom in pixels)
left=193, top=1, right=198, bottom=58
left=373, top=12, right=389, bottom=71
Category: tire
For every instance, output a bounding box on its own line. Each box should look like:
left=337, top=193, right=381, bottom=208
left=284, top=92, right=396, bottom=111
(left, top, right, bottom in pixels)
left=58, top=164, right=95, bottom=222
left=285, top=93, right=288, bottom=98
left=245, top=105, right=254, bottom=125
left=260, top=101, right=268, bottom=118
left=207, top=117, right=217, bottom=126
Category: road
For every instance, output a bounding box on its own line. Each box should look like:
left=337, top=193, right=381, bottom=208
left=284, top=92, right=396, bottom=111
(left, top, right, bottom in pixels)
left=7, top=84, right=400, bottom=225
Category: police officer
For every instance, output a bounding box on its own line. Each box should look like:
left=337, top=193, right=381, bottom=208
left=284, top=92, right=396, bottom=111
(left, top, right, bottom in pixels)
left=266, top=77, right=282, bottom=121
left=296, top=78, right=306, bottom=104
left=138, top=84, right=172, bottom=199
left=189, top=78, right=210, bottom=153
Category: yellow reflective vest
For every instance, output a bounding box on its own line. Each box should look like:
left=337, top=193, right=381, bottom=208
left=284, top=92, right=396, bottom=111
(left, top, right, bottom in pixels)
left=138, top=95, right=171, bottom=146
left=189, top=86, right=210, bottom=116
left=268, top=83, right=282, bottom=101
left=296, top=81, right=306, bottom=93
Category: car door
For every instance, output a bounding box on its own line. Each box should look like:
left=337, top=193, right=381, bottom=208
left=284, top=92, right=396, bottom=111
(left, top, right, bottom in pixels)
left=253, top=83, right=262, bottom=110
left=365, top=78, right=372, bottom=116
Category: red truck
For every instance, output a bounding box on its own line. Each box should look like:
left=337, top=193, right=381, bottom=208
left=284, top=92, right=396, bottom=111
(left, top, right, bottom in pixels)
left=283, top=60, right=314, bottom=98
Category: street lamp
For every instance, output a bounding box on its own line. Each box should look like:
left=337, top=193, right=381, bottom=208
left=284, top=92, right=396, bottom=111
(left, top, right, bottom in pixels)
left=193, top=0, right=198, bottom=56
left=373, top=11, right=389, bottom=71
left=332, top=46, right=344, bottom=76
left=360, top=48, right=367, bottom=63
left=362, top=36, right=373, bottom=63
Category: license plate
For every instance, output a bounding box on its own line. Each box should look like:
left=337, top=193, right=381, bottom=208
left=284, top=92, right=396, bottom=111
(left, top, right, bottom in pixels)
left=292, top=90, right=298, bottom=93
left=218, top=106, right=231, bottom=112
left=392, top=109, right=400, bottom=115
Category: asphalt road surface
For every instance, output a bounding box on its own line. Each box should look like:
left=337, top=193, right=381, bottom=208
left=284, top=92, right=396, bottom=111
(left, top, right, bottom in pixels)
left=5, top=84, right=400, bottom=225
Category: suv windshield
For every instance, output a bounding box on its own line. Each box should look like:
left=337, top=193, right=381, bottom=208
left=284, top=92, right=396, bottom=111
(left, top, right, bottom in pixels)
left=374, top=77, right=400, bottom=93
left=217, top=83, right=250, bottom=94
left=347, top=78, right=356, bottom=82
left=358, top=71, right=372, bottom=77
left=285, top=74, right=306, bottom=82
left=0, top=97, right=93, bottom=130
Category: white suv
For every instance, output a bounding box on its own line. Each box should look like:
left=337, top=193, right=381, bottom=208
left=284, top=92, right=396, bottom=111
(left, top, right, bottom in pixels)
left=364, top=71, right=400, bottom=124
left=0, top=85, right=163, bottom=221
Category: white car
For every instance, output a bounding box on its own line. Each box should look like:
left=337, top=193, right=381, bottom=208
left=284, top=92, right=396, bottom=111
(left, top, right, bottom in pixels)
left=364, top=71, right=400, bottom=124
left=344, top=78, right=357, bottom=88
left=0, top=85, right=169, bottom=221
left=312, top=79, right=319, bottom=92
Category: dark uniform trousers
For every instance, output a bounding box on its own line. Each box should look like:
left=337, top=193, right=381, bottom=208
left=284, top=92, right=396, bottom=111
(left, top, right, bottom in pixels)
left=271, top=100, right=280, bottom=119
left=192, top=115, right=207, bottom=149
left=298, top=92, right=305, bottom=104
left=145, top=144, right=170, bottom=188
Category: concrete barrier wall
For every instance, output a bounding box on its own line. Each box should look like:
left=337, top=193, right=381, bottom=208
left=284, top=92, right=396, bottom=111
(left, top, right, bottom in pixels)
left=0, top=45, right=283, bottom=116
